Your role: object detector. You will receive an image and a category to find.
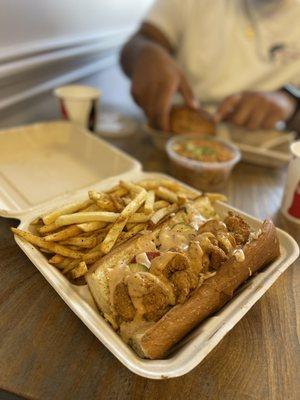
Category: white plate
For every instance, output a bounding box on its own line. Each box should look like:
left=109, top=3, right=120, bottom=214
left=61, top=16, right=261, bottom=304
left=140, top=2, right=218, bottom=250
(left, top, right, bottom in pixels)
left=0, top=122, right=298, bottom=379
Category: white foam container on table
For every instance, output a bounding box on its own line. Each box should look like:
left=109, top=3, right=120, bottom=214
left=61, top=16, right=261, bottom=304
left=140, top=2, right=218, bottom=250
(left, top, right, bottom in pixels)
left=0, top=121, right=298, bottom=379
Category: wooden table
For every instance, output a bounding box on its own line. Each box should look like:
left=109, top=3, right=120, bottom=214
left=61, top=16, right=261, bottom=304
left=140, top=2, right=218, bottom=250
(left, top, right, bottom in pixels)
left=0, top=131, right=299, bottom=400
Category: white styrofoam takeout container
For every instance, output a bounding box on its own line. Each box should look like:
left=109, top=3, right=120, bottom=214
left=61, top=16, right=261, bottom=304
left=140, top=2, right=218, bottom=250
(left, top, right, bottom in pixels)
left=0, top=121, right=298, bottom=379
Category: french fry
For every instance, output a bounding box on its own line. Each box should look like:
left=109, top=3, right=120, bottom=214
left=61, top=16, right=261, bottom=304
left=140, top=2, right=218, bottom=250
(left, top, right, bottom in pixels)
left=63, top=259, right=80, bottom=274
left=153, top=200, right=170, bottom=210
left=109, top=194, right=124, bottom=211
left=150, top=203, right=178, bottom=225
left=138, top=179, right=182, bottom=192
left=101, top=189, right=147, bottom=254
left=155, top=186, right=178, bottom=203
left=56, top=211, right=120, bottom=226
left=120, top=181, right=144, bottom=194
left=77, top=221, right=107, bottom=232
left=56, top=211, right=151, bottom=227
left=49, top=254, right=65, bottom=265
left=89, top=191, right=116, bottom=211
left=61, top=236, right=97, bottom=249
left=42, top=199, right=93, bottom=225
left=70, top=261, right=88, bottom=279
left=38, top=222, right=60, bottom=235
left=11, top=228, right=84, bottom=259
left=81, top=203, right=99, bottom=212
left=144, top=190, right=155, bottom=214
left=83, top=250, right=103, bottom=264
left=122, top=197, right=132, bottom=205
left=117, top=223, right=147, bottom=244
left=205, top=193, right=228, bottom=203
left=44, top=225, right=81, bottom=242
left=105, top=184, right=127, bottom=195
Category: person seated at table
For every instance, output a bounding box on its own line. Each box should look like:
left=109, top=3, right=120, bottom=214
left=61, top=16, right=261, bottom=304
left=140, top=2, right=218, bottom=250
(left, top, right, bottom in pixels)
left=120, top=0, right=300, bottom=132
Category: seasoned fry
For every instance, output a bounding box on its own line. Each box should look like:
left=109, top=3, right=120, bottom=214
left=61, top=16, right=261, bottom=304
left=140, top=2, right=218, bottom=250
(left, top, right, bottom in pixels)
left=122, top=197, right=132, bottom=205
left=77, top=221, right=107, bottom=232
left=205, top=193, right=228, bottom=203
left=70, top=261, right=88, bottom=279
left=38, top=222, right=60, bottom=235
left=117, top=223, right=147, bottom=244
left=106, top=186, right=128, bottom=197
left=120, top=181, right=144, bottom=194
left=109, top=194, right=124, bottom=211
left=81, top=203, right=99, bottom=212
left=42, top=199, right=93, bottom=225
left=89, top=190, right=116, bottom=211
left=44, top=225, right=81, bottom=242
left=83, top=250, right=103, bottom=264
left=153, top=200, right=170, bottom=210
left=49, top=254, right=65, bottom=265
left=101, top=190, right=147, bottom=254
left=150, top=203, right=178, bottom=225
left=11, top=228, right=84, bottom=259
left=56, top=211, right=120, bottom=226
left=155, top=186, right=178, bottom=203
left=56, top=211, right=151, bottom=227
left=63, top=259, right=80, bottom=274
left=138, top=179, right=182, bottom=192
left=61, top=236, right=97, bottom=248
left=144, top=190, right=155, bottom=214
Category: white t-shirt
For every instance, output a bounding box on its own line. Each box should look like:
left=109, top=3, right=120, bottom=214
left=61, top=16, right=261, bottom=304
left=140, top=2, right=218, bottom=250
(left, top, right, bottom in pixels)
left=146, top=0, right=300, bottom=105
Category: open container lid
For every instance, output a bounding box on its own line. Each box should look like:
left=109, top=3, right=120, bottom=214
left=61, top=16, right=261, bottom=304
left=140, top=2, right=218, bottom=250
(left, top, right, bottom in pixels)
left=0, top=121, right=141, bottom=219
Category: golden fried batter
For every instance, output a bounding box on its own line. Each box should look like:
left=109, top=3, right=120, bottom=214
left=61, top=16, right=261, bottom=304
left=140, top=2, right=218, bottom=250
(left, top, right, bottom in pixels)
left=113, top=281, right=135, bottom=322
left=169, top=105, right=216, bottom=135
left=224, top=212, right=250, bottom=245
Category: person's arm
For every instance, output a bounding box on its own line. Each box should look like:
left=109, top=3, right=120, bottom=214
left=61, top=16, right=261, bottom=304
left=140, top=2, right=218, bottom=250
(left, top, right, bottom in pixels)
left=120, top=22, right=197, bottom=131
left=214, top=90, right=297, bottom=131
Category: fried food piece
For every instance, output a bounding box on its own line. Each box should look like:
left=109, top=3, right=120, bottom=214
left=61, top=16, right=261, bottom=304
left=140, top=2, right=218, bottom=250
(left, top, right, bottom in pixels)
left=209, top=246, right=228, bottom=270
left=224, top=212, right=251, bottom=245
left=150, top=253, right=198, bottom=304
left=114, top=273, right=173, bottom=323
left=113, top=282, right=136, bottom=322
left=169, top=105, right=215, bottom=135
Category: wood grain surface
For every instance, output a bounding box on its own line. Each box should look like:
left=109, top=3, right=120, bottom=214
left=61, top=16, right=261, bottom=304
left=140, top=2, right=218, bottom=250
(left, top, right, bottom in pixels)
left=0, top=131, right=299, bottom=400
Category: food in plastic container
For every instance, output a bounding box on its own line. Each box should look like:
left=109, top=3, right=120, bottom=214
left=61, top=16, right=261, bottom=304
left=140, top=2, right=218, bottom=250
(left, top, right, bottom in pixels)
left=166, top=135, right=241, bottom=191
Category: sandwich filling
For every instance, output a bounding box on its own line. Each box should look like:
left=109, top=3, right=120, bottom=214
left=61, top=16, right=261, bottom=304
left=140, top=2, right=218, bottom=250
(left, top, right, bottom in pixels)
left=102, top=198, right=261, bottom=342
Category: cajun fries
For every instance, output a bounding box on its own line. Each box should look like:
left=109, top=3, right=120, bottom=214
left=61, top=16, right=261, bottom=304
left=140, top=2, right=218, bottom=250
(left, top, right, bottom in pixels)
left=11, top=179, right=221, bottom=283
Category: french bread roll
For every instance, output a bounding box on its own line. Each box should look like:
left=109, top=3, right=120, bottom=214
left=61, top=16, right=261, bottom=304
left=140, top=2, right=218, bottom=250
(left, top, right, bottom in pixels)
left=130, top=220, right=279, bottom=359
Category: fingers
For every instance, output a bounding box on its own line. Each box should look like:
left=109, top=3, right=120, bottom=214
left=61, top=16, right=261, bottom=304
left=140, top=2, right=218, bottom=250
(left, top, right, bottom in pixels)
left=179, top=74, right=198, bottom=109
left=151, top=80, right=178, bottom=131
left=214, top=94, right=242, bottom=123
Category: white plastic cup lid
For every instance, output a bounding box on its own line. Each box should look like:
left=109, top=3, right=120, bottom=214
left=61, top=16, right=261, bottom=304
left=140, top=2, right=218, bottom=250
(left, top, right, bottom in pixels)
left=54, top=85, right=101, bottom=101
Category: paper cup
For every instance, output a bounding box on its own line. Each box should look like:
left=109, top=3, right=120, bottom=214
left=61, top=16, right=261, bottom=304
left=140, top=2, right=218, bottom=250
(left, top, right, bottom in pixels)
left=54, top=85, right=101, bottom=131
left=281, top=141, right=300, bottom=224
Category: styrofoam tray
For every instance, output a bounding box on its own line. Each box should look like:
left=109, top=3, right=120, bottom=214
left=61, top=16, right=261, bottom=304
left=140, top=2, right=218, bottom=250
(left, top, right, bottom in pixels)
left=0, top=121, right=141, bottom=217
left=0, top=122, right=298, bottom=379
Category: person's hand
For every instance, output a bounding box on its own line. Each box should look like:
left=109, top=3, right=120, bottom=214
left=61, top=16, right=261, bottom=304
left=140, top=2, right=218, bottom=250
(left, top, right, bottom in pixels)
left=130, top=45, right=197, bottom=131
left=214, top=91, right=297, bottom=130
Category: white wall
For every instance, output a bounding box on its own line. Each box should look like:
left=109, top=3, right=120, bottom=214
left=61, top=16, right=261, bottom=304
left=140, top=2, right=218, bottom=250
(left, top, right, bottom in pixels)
left=0, top=0, right=153, bottom=59
left=0, top=0, right=153, bottom=126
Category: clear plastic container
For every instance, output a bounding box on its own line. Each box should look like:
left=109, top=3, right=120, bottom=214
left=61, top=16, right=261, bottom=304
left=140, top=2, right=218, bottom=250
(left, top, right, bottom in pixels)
left=166, top=134, right=241, bottom=191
